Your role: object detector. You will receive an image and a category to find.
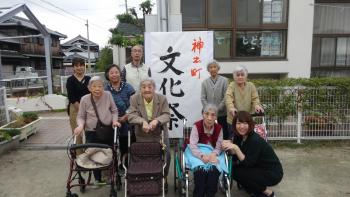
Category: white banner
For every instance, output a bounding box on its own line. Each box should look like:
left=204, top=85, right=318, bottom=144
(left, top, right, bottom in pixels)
left=145, top=31, right=213, bottom=138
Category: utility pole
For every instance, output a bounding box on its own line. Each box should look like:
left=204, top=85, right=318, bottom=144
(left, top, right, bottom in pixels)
left=85, top=19, right=91, bottom=70
left=125, top=0, right=128, bottom=13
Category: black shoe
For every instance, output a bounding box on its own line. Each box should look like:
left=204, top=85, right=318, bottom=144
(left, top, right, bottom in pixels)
left=164, top=179, right=168, bottom=194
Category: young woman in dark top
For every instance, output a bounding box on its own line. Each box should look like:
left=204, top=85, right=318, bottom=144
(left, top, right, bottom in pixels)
left=66, top=57, right=91, bottom=154
left=222, top=111, right=283, bottom=197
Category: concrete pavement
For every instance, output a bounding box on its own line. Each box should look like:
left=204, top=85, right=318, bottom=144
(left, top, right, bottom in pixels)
left=0, top=112, right=349, bottom=197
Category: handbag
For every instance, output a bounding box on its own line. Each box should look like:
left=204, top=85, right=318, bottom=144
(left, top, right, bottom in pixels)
left=90, top=94, right=113, bottom=144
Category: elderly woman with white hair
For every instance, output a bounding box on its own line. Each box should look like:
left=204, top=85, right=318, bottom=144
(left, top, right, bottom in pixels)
left=201, top=61, right=228, bottom=139
left=225, top=66, right=264, bottom=135
left=127, top=78, right=171, bottom=191
left=74, top=76, right=121, bottom=184
left=188, top=103, right=224, bottom=197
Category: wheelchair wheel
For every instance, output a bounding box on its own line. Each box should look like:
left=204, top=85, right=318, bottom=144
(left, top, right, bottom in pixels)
left=224, top=175, right=231, bottom=197
left=219, top=174, right=231, bottom=197
left=184, top=173, right=189, bottom=197
left=173, top=143, right=178, bottom=192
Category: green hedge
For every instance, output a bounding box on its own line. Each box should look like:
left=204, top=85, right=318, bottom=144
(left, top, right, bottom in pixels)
left=250, top=77, right=350, bottom=91
left=242, top=77, right=350, bottom=128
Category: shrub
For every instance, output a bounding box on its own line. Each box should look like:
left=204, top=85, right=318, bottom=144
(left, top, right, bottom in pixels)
left=0, top=129, right=21, bottom=142
left=4, top=112, right=39, bottom=128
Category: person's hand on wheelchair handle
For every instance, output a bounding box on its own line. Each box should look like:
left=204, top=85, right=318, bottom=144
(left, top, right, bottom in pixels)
left=74, top=125, right=84, bottom=136
left=112, top=120, right=121, bottom=128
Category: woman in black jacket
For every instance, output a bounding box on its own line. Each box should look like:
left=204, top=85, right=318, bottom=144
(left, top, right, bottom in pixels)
left=222, top=111, right=283, bottom=197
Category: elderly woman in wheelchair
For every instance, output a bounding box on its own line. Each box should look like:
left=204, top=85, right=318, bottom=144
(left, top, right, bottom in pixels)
left=185, top=103, right=230, bottom=197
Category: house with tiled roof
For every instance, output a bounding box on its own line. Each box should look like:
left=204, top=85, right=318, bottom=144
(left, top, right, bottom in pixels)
left=0, top=15, right=67, bottom=78
left=112, top=22, right=143, bottom=66
left=61, top=35, right=99, bottom=67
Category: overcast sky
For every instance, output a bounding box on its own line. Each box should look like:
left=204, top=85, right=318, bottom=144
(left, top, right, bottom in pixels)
left=0, top=0, right=156, bottom=48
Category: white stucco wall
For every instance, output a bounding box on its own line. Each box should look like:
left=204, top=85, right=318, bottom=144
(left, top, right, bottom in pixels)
left=219, top=0, right=314, bottom=78
left=112, top=45, right=126, bottom=67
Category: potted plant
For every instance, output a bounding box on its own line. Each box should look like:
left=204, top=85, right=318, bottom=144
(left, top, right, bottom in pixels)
left=0, top=112, right=40, bottom=141
left=0, top=129, right=21, bottom=156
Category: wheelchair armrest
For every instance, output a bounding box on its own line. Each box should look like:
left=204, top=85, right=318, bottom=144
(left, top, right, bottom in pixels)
left=69, top=143, right=112, bottom=151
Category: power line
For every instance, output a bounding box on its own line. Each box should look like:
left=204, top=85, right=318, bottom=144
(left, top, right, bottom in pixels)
left=26, top=0, right=82, bottom=24
left=37, top=0, right=109, bottom=32
left=39, top=0, right=85, bottom=21
left=27, top=0, right=111, bottom=36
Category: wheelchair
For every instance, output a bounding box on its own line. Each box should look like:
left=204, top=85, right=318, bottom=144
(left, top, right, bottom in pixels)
left=122, top=129, right=167, bottom=197
left=173, top=119, right=232, bottom=197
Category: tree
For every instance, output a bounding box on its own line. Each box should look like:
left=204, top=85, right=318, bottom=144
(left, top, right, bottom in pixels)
left=109, top=0, right=154, bottom=47
left=96, top=46, right=113, bottom=71
left=140, top=0, right=154, bottom=17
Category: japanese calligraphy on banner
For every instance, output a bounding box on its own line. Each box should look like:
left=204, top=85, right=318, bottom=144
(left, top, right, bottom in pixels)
left=145, top=31, right=213, bottom=138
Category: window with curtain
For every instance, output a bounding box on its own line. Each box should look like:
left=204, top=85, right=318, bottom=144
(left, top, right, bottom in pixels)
left=208, top=0, right=232, bottom=26
left=335, top=37, right=350, bottom=67
left=313, top=37, right=350, bottom=68
left=314, top=3, right=350, bottom=34
left=237, top=0, right=287, bottom=26
left=237, top=0, right=260, bottom=27
left=312, top=3, right=350, bottom=68
left=320, top=38, right=336, bottom=67
left=181, top=0, right=205, bottom=26
left=263, top=0, right=287, bottom=24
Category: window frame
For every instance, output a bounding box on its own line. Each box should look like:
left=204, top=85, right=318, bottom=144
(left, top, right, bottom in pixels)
left=312, top=34, right=350, bottom=69
left=181, top=0, right=289, bottom=60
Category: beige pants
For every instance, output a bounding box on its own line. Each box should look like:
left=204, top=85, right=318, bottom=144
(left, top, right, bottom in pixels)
left=69, top=104, right=83, bottom=155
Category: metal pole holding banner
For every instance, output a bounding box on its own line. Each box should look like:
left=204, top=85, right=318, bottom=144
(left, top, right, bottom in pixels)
left=44, top=36, right=53, bottom=94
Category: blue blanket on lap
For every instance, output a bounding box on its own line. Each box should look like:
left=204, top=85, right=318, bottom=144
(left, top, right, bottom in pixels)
left=184, top=143, right=228, bottom=173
